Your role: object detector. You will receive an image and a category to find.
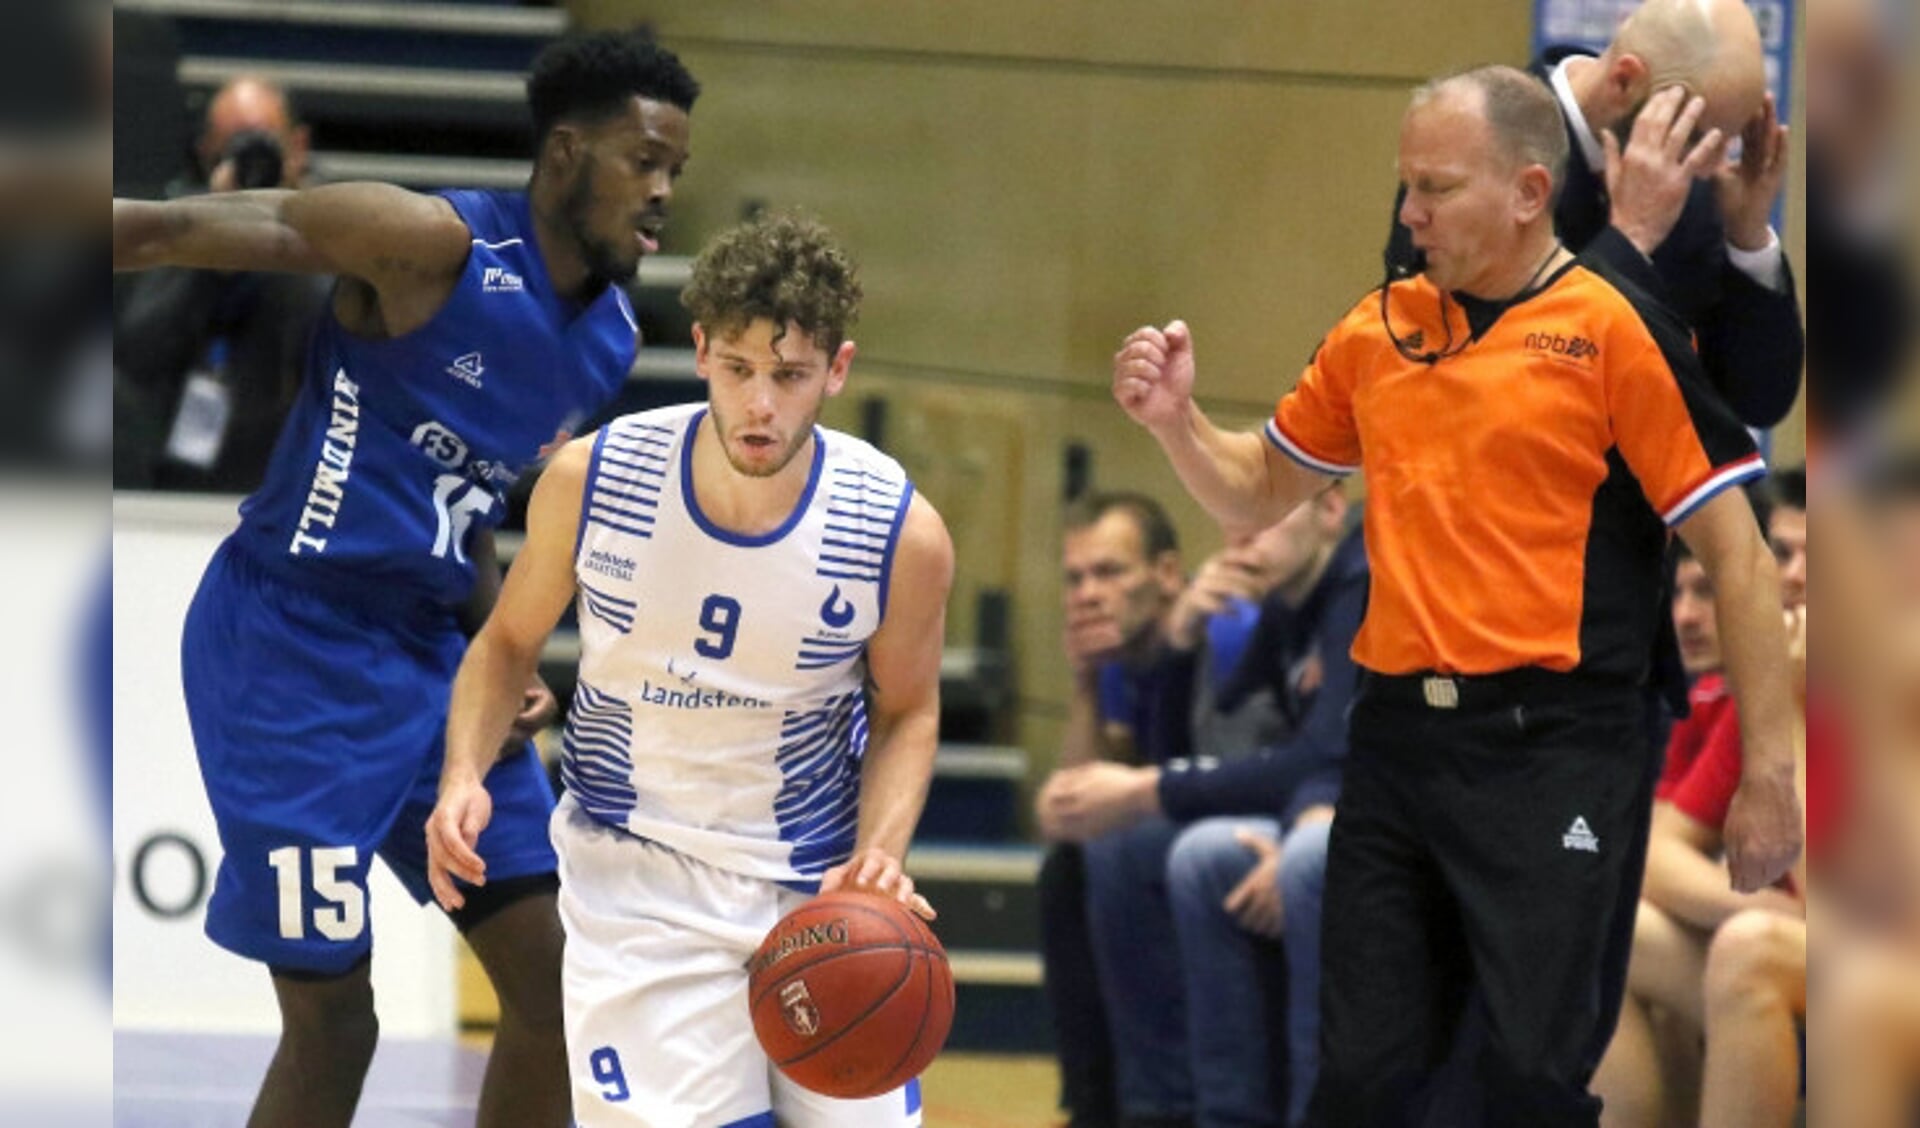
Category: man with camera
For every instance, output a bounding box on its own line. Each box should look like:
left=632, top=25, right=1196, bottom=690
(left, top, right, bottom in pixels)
left=114, top=74, right=325, bottom=491
left=191, top=75, right=313, bottom=194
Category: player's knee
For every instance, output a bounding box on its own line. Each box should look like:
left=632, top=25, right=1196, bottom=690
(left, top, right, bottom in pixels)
left=1704, top=910, right=1802, bottom=1010
left=276, top=970, right=379, bottom=1064
left=494, top=959, right=565, bottom=1035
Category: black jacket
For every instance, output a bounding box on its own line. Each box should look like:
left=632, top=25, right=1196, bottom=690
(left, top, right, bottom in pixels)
left=1156, top=526, right=1368, bottom=828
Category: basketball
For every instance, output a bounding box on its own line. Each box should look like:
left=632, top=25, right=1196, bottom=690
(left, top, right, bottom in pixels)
left=748, top=890, right=955, bottom=1099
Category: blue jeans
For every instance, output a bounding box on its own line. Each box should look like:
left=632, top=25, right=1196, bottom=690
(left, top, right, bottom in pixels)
left=1084, top=816, right=1192, bottom=1119
left=1167, top=817, right=1332, bottom=1128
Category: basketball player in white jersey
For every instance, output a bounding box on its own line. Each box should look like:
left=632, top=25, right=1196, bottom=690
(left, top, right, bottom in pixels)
left=425, top=213, right=954, bottom=1127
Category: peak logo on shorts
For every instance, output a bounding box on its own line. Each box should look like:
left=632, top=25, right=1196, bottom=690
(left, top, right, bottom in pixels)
left=1524, top=331, right=1600, bottom=362
left=481, top=267, right=524, bottom=293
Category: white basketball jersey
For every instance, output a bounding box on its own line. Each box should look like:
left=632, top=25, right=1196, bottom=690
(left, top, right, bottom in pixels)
left=564, top=403, right=915, bottom=887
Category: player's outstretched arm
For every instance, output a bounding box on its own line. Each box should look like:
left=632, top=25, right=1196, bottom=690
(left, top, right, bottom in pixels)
left=113, top=182, right=470, bottom=298
left=1112, top=319, right=1329, bottom=539
left=427, top=437, right=590, bottom=911
left=820, top=494, right=955, bottom=920
left=1677, top=487, right=1803, bottom=893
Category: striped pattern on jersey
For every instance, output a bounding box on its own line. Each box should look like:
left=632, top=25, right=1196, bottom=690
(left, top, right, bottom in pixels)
left=819, top=466, right=907, bottom=584
left=775, top=690, right=868, bottom=878
left=579, top=580, right=636, bottom=634
left=584, top=421, right=674, bottom=540
left=561, top=681, right=638, bottom=824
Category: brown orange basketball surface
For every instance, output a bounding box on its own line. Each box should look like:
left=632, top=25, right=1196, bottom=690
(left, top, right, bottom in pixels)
left=747, top=890, right=955, bottom=1099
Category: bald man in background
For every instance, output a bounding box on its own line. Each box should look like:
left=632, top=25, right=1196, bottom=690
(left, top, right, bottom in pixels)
left=177, top=74, right=312, bottom=195
left=1387, top=0, right=1802, bottom=432
left=116, top=74, right=325, bottom=489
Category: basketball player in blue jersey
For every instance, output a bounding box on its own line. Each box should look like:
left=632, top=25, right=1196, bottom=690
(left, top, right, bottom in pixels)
left=111, top=30, right=698, bottom=1128
left=426, top=214, right=956, bottom=1127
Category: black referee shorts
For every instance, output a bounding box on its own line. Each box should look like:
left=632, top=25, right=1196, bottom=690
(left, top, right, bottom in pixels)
left=1304, top=669, right=1648, bottom=1128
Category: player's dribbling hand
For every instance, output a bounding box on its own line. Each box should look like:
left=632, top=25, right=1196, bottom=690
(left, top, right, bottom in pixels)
left=822, top=847, right=936, bottom=921
left=425, top=776, right=494, bottom=912
left=1113, top=320, right=1197, bottom=432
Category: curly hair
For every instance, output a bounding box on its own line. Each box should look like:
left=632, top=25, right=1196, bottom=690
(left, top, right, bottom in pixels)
left=526, top=27, right=699, bottom=147
left=681, top=213, right=863, bottom=353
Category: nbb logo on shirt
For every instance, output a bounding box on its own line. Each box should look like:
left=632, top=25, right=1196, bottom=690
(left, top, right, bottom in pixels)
left=1524, top=332, right=1600, bottom=362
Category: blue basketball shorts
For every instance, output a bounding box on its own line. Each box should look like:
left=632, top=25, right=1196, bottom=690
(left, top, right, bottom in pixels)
left=181, top=540, right=558, bottom=974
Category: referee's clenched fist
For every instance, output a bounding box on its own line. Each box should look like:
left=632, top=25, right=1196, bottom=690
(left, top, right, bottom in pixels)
left=1113, top=320, right=1195, bottom=431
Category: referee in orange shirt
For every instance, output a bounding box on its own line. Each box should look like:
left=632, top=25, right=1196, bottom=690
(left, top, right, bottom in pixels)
left=1111, top=66, right=1800, bottom=1127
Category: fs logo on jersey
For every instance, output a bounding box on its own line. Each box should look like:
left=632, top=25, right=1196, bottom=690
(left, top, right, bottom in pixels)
left=820, top=585, right=856, bottom=630
left=447, top=352, right=485, bottom=389
left=481, top=267, right=524, bottom=293
left=412, top=420, right=470, bottom=470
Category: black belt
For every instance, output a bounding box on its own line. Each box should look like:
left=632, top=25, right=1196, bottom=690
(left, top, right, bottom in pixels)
left=1360, top=667, right=1636, bottom=712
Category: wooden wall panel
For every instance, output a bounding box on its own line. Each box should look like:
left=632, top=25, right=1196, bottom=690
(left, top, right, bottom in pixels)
left=565, top=3, right=1806, bottom=797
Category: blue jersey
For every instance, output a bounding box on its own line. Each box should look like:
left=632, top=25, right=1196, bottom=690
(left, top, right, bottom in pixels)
left=232, top=189, right=638, bottom=609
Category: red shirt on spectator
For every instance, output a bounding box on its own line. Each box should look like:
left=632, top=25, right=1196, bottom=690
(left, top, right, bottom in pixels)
left=1657, top=673, right=1737, bottom=800
left=1668, top=703, right=1746, bottom=831
left=1804, top=693, right=1842, bottom=860
left=1667, top=688, right=1835, bottom=894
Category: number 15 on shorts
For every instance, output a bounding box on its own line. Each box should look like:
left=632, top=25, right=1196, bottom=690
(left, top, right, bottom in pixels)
left=267, top=845, right=366, bottom=941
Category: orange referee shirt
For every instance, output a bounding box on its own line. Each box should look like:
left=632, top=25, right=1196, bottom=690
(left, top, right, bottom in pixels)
left=1269, top=255, right=1763, bottom=680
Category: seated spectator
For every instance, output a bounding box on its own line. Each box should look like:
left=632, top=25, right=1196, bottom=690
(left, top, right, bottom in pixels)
left=1038, top=491, right=1187, bottom=1128
left=113, top=74, right=327, bottom=492
left=1042, top=487, right=1366, bottom=1127
left=1593, top=533, right=1807, bottom=1126
left=1698, top=591, right=1810, bottom=1128
left=1165, top=530, right=1297, bottom=771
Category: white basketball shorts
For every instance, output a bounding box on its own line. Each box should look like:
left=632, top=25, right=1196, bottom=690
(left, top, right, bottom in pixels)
left=551, top=794, right=924, bottom=1127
